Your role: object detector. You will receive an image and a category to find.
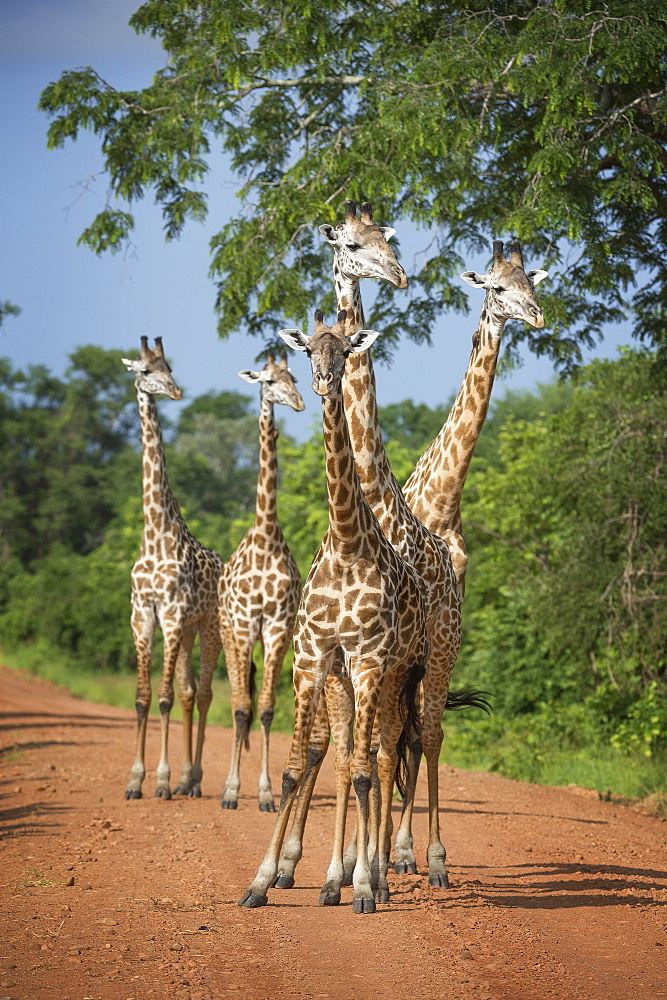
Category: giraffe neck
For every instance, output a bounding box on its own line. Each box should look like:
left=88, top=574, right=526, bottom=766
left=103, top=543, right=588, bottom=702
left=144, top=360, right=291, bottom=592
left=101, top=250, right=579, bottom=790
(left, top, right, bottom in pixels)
left=334, top=258, right=396, bottom=508
left=321, top=386, right=375, bottom=557
left=137, top=390, right=181, bottom=536
left=403, top=294, right=506, bottom=533
left=254, top=390, right=278, bottom=528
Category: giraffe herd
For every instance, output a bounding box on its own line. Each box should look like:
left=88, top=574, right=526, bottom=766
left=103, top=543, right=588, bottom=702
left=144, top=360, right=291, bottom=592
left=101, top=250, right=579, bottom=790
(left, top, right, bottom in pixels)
left=121, top=202, right=547, bottom=914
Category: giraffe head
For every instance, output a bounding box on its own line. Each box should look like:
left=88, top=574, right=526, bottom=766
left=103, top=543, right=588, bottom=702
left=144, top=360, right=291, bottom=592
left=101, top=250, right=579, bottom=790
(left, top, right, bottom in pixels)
left=461, top=240, right=548, bottom=328
left=279, top=309, right=380, bottom=398
left=238, top=354, right=305, bottom=411
left=122, top=336, right=182, bottom=399
left=319, top=200, right=408, bottom=290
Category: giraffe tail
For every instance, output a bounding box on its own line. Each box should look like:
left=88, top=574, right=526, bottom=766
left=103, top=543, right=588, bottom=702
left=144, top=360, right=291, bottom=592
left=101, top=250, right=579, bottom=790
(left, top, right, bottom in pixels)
left=395, top=660, right=427, bottom=800
left=243, top=659, right=258, bottom=752
left=445, top=686, right=492, bottom=714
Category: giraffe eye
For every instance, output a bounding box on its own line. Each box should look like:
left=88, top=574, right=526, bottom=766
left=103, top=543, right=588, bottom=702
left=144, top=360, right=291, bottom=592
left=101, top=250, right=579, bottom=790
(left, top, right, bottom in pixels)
left=345, top=243, right=360, bottom=251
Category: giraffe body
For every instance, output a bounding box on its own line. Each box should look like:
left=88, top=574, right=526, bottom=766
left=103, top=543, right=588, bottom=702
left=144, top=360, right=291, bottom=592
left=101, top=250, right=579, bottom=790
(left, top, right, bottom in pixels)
left=123, top=338, right=222, bottom=801
left=276, top=202, right=462, bottom=890
left=219, top=357, right=304, bottom=811
left=239, top=311, right=429, bottom=912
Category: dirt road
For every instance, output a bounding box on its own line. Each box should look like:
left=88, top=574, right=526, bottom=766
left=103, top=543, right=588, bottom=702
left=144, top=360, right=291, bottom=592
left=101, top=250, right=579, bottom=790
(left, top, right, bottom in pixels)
left=0, top=665, right=665, bottom=1000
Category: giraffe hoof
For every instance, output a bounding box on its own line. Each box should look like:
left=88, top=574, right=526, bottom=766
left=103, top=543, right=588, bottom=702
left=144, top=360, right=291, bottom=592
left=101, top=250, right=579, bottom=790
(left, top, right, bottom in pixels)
left=124, top=789, right=142, bottom=800
left=428, top=873, right=450, bottom=888
left=352, top=897, right=376, bottom=914
left=238, top=890, right=268, bottom=909
left=375, top=888, right=390, bottom=903
left=155, top=787, right=172, bottom=800
left=318, top=884, right=341, bottom=906
left=221, top=799, right=238, bottom=810
left=394, top=861, right=418, bottom=875
left=259, top=801, right=276, bottom=812
left=274, top=874, right=295, bottom=889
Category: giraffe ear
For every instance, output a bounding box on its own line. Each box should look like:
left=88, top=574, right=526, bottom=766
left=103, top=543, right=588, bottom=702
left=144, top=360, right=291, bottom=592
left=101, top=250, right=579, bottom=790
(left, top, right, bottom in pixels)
left=319, top=224, right=339, bottom=245
left=377, top=226, right=396, bottom=242
left=279, top=328, right=310, bottom=352
left=348, top=329, right=380, bottom=353
left=238, top=369, right=262, bottom=383
left=460, top=270, right=489, bottom=289
left=122, top=357, right=144, bottom=373
left=527, top=269, right=548, bottom=286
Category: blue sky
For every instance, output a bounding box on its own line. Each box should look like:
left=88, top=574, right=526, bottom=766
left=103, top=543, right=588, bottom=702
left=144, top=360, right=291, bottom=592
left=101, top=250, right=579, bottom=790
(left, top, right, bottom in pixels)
left=1, top=0, right=633, bottom=440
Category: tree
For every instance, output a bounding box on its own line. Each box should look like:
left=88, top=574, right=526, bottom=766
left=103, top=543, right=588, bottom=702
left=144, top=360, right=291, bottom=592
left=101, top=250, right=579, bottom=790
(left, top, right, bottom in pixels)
left=459, top=348, right=667, bottom=753
left=40, top=1, right=667, bottom=370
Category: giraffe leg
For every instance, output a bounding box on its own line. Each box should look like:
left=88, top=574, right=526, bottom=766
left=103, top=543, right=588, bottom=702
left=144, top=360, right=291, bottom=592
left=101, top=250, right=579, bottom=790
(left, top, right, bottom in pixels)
left=349, top=661, right=383, bottom=914
left=393, top=733, right=421, bottom=875
left=125, top=609, right=155, bottom=800
left=393, top=683, right=424, bottom=874
left=186, top=608, right=222, bottom=797
left=154, top=621, right=184, bottom=799
left=420, top=639, right=459, bottom=887
left=319, top=673, right=355, bottom=905
left=256, top=625, right=292, bottom=812
left=239, top=656, right=330, bottom=908
left=173, top=625, right=198, bottom=796
left=220, top=617, right=255, bottom=810
left=276, top=686, right=331, bottom=888
left=375, top=681, right=404, bottom=904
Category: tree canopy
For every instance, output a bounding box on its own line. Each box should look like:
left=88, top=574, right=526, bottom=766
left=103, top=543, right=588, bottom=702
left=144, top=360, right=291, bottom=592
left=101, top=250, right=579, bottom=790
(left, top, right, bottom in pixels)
left=39, top=1, right=667, bottom=370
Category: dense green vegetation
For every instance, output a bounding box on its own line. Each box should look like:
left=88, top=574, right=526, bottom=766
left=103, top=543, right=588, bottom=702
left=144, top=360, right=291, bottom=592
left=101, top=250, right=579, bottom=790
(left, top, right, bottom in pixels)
left=1, top=344, right=665, bottom=797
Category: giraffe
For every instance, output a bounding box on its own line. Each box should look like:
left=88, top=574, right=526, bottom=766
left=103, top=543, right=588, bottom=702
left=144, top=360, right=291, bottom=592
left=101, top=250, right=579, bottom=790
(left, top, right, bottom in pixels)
left=218, top=355, right=305, bottom=812
left=239, top=310, right=430, bottom=913
left=122, top=337, right=223, bottom=800
left=402, top=239, right=548, bottom=591
left=275, top=200, right=465, bottom=891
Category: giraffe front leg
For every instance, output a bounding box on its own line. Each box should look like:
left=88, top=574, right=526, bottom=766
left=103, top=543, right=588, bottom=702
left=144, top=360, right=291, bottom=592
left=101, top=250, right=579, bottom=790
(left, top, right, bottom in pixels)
left=154, top=623, right=183, bottom=799
left=239, top=658, right=326, bottom=908
left=125, top=611, right=155, bottom=800
left=256, top=627, right=292, bottom=812
left=172, top=627, right=197, bottom=796
left=318, top=675, right=355, bottom=905
left=375, top=678, right=405, bottom=903
left=349, top=663, right=382, bottom=914
left=276, top=688, right=331, bottom=888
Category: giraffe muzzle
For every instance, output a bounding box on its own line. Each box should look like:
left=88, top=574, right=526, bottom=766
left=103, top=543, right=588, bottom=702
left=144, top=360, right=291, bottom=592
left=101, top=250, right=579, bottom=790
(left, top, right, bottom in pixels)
left=391, top=265, right=409, bottom=290
left=313, top=374, right=334, bottom=396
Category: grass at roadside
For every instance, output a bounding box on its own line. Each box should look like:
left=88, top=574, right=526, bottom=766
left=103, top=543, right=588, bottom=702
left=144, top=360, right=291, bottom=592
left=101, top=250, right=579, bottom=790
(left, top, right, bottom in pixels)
left=442, top=710, right=667, bottom=804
